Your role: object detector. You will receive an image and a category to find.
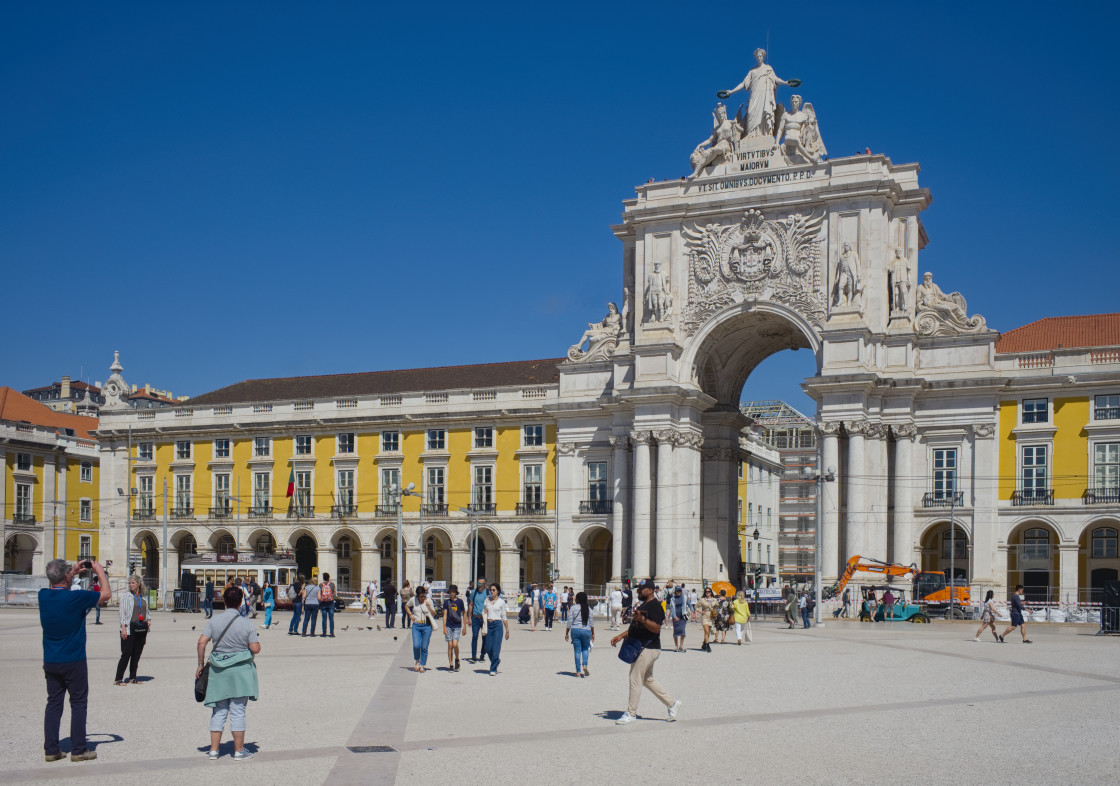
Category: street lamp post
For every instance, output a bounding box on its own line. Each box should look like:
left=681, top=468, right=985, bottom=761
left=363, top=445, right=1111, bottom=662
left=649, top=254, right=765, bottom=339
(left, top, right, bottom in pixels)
left=804, top=463, right=836, bottom=626
left=393, top=482, right=419, bottom=587
left=459, top=507, right=479, bottom=585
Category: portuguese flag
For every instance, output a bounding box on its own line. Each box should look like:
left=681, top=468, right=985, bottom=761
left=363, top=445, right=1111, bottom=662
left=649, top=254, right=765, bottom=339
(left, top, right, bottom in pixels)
left=286, top=469, right=295, bottom=498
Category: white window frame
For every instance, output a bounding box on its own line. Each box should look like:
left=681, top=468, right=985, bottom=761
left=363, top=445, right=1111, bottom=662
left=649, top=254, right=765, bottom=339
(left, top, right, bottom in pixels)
left=473, top=465, right=494, bottom=506
left=1019, top=442, right=1050, bottom=496
left=337, top=469, right=356, bottom=508
left=80, top=462, right=92, bottom=483
left=214, top=473, right=231, bottom=512
left=253, top=472, right=271, bottom=510
left=15, top=483, right=31, bottom=516
left=79, top=498, right=92, bottom=523
left=79, top=534, right=92, bottom=559
left=337, top=433, right=355, bottom=454
left=138, top=476, right=155, bottom=513
left=16, top=453, right=32, bottom=472
left=381, top=467, right=401, bottom=504
left=294, top=471, right=313, bottom=510
left=381, top=431, right=400, bottom=453
left=588, top=461, right=608, bottom=502
left=213, top=439, right=231, bottom=459
left=523, top=424, right=544, bottom=447
left=426, top=465, right=446, bottom=505
left=1021, top=398, right=1050, bottom=425
left=932, top=447, right=957, bottom=498
left=175, top=474, right=192, bottom=510
left=138, top=442, right=154, bottom=461
left=253, top=437, right=271, bottom=458
left=1092, top=441, right=1119, bottom=490
left=1095, top=394, right=1120, bottom=422
left=427, top=429, right=446, bottom=451
left=295, top=434, right=313, bottom=456
left=175, top=440, right=192, bottom=460
left=474, top=427, right=494, bottom=449
left=522, top=463, right=544, bottom=503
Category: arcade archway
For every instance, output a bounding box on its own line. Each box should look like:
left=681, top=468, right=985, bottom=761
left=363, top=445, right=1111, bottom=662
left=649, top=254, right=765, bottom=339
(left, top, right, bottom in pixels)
left=3, top=533, right=36, bottom=574
left=516, top=526, right=552, bottom=588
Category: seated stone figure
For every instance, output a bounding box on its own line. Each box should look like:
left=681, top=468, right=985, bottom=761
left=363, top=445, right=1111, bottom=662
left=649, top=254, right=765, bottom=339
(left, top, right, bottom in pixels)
left=568, top=302, right=622, bottom=361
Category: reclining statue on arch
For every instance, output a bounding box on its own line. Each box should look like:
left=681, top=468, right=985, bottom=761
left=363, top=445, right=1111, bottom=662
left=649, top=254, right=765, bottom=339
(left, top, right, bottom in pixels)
left=568, top=302, right=622, bottom=362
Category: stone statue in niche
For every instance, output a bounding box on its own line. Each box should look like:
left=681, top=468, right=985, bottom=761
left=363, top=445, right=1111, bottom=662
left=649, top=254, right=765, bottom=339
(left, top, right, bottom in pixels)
left=567, top=302, right=622, bottom=362
left=915, top=272, right=988, bottom=335
left=645, top=261, right=674, bottom=323
left=718, top=48, right=799, bottom=138
left=888, top=247, right=911, bottom=313
left=832, top=241, right=863, bottom=308
left=689, top=103, right=740, bottom=179
left=773, top=95, right=826, bottom=164
left=621, top=287, right=634, bottom=337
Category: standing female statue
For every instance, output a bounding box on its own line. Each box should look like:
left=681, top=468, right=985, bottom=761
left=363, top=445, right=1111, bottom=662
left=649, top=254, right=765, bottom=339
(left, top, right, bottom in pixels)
left=718, top=48, right=797, bottom=137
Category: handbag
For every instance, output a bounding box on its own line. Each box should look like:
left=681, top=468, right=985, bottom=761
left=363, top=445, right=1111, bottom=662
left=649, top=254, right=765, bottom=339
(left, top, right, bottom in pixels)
left=745, top=619, right=753, bottom=643
left=195, top=615, right=239, bottom=703
left=617, top=636, right=647, bottom=664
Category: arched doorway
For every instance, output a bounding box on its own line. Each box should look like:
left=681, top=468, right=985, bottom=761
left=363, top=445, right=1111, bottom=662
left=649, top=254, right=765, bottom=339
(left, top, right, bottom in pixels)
left=516, top=526, right=552, bottom=588
left=253, top=531, right=276, bottom=556
left=293, top=533, right=317, bottom=580
left=919, top=522, right=970, bottom=581
left=422, top=528, right=451, bottom=585
left=580, top=526, right=612, bottom=592
left=3, top=534, right=36, bottom=574
left=137, top=532, right=159, bottom=583
left=208, top=529, right=235, bottom=556
left=1080, top=520, right=1119, bottom=603
left=471, top=527, right=501, bottom=585
left=332, top=530, right=361, bottom=591
left=1007, top=522, right=1059, bottom=603
left=374, top=529, right=396, bottom=584
left=176, top=531, right=197, bottom=563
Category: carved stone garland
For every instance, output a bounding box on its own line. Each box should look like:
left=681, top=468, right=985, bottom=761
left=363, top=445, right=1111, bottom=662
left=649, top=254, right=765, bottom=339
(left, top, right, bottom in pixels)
left=681, top=209, right=827, bottom=335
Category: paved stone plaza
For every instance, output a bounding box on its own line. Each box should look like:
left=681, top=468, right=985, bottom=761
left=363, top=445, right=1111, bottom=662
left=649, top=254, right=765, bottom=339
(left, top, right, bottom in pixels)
left=2, top=607, right=1116, bottom=785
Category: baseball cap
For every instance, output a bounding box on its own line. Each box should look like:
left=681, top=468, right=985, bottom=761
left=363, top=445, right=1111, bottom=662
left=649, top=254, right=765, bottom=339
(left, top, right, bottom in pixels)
left=637, top=578, right=658, bottom=592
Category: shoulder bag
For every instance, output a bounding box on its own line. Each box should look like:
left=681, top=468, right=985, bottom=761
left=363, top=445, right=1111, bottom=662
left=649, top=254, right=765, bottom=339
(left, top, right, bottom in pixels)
left=617, top=635, right=647, bottom=664
left=195, top=615, right=240, bottom=703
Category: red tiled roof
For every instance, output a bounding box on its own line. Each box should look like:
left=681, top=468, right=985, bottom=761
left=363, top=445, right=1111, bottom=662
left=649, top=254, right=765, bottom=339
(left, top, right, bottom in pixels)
left=0, top=387, right=99, bottom=439
left=186, top=358, right=564, bottom=406
left=995, top=314, right=1120, bottom=354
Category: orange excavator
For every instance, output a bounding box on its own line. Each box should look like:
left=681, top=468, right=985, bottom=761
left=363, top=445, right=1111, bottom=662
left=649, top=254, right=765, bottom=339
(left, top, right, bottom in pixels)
left=826, top=556, right=970, bottom=616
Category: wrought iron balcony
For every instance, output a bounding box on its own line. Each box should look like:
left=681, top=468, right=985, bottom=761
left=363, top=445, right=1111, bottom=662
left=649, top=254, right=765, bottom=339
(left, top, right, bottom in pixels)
left=1011, top=489, right=1054, bottom=506
left=287, top=505, right=315, bottom=519
left=133, top=508, right=156, bottom=521
left=12, top=512, right=36, bottom=525
left=209, top=506, right=232, bottom=519
left=1084, top=487, right=1120, bottom=505
left=170, top=507, right=195, bottom=519
left=579, top=499, right=613, bottom=515
left=467, top=502, right=497, bottom=515
left=420, top=503, right=448, bottom=517
left=517, top=501, right=548, bottom=516
left=922, top=491, right=964, bottom=508
left=247, top=505, right=273, bottom=519
left=375, top=504, right=400, bottom=517
left=332, top=504, right=357, bottom=517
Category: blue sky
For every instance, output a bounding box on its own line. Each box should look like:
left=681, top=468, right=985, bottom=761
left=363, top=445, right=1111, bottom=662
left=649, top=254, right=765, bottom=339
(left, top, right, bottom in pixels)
left=2, top=2, right=1117, bottom=413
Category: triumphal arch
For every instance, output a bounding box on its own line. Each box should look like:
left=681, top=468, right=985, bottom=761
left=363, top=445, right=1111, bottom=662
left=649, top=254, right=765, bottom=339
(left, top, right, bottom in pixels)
left=556, top=48, right=995, bottom=587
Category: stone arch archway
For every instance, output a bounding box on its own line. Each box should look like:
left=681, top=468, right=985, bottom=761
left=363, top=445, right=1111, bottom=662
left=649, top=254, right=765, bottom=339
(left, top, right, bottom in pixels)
left=4, top=533, right=38, bottom=574
left=578, top=525, right=612, bottom=592
left=918, top=520, right=971, bottom=582
left=420, top=526, right=452, bottom=585
left=515, top=526, right=552, bottom=589
left=290, top=530, right=318, bottom=580
left=1078, top=517, right=1120, bottom=603
left=330, top=528, right=362, bottom=592
left=1007, top=520, right=1061, bottom=603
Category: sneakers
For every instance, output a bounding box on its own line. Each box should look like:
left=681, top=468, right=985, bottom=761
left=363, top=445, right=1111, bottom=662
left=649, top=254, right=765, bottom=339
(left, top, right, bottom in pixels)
left=668, top=699, right=682, bottom=721
left=582, top=666, right=590, bottom=677
left=232, top=749, right=254, bottom=761
left=1024, top=639, right=1033, bottom=644
left=71, top=750, right=97, bottom=762
left=972, top=636, right=980, bottom=642
left=44, top=752, right=66, bottom=763
left=455, top=657, right=461, bottom=670
left=207, top=750, right=219, bottom=760
left=615, top=712, right=636, bottom=725
left=489, top=670, right=496, bottom=676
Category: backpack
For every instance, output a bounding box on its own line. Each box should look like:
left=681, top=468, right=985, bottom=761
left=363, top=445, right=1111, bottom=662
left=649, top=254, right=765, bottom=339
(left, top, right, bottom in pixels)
left=286, top=584, right=297, bottom=601
left=319, top=582, right=335, bottom=603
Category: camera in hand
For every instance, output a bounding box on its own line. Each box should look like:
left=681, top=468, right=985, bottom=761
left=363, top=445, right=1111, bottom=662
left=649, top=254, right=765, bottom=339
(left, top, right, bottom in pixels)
left=81, top=561, right=93, bottom=570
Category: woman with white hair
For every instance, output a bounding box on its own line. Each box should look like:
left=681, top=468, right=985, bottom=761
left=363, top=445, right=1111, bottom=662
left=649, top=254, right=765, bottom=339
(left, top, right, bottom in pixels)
left=115, top=575, right=151, bottom=685
left=197, top=584, right=261, bottom=760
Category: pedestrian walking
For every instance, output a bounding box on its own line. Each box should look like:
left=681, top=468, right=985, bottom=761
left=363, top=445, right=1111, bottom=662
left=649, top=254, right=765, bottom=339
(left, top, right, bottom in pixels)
left=483, top=583, right=510, bottom=675
left=197, top=585, right=261, bottom=761
left=90, top=576, right=103, bottom=624
left=670, top=586, right=687, bottom=652
left=261, top=581, right=274, bottom=629
left=565, top=590, right=595, bottom=676
left=287, top=575, right=305, bottom=635
left=610, top=578, right=681, bottom=725
left=442, top=584, right=466, bottom=671
left=384, top=580, right=398, bottom=629
left=319, top=572, right=337, bottom=637
left=609, top=585, right=623, bottom=630
left=543, top=584, right=557, bottom=630
left=467, top=577, right=487, bottom=662
left=560, top=586, right=570, bottom=622
left=715, top=590, right=732, bottom=643
left=974, top=590, right=1000, bottom=642
left=400, top=580, right=414, bottom=629
left=248, top=576, right=261, bottom=619
left=301, top=578, right=321, bottom=636
left=696, top=587, right=717, bottom=651
left=784, top=586, right=798, bottom=628
left=365, top=579, right=378, bottom=619
left=203, top=578, right=215, bottom=619
left=731, top=591, right=752, bottom=644
left=407, top=586, right=438, bottom=672
left=529, top=583, right=542, bottom=631
left=115, top=574, right=151, bottom=685
left=40, top=558, right=111, bottom=763
left=999, top=585, right=1033, bottom=643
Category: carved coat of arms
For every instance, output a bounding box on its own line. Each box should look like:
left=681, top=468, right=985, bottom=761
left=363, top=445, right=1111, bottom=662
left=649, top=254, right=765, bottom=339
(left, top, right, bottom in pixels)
left=681, top=209, right=826, bottom=334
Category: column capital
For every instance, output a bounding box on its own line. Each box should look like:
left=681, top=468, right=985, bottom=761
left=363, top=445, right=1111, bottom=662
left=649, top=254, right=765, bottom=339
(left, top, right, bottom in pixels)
left=629, top=430, right=654, bottom=447
left=608, top=435, right=630, bottom=449
left=819, top=420, right=843, bottom=435
left=654, top=428, right=681, bottom=446
left=892, top=423, right=917, bottom=439
left=678, top=432, right=705, bottom=450
left=846, top=419, right=870, bottom=436
left=864, top=423, right=886, bottom=439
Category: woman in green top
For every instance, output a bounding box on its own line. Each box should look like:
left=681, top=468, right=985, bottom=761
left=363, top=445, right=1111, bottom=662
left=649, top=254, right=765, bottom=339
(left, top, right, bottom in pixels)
left=196, top=585, right=261, bottom=761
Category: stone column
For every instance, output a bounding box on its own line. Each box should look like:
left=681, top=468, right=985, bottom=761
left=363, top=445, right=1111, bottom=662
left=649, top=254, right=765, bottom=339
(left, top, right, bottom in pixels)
left=845, top=421, right=868, bottom=560
left=1058, top=544, right=1080, bottom=605
left=451, top=546, right=469, bottom=587
left=969, top=424, right=998, bottom=588
left=630, top=431, right=653, bottom=577
left=609, top=434, right=629, bottom=583
left=43, top=454, right=58, bottom=561
left=318, top=547, right=339, bottom=585
left=360, top=547, right=378, bottom=587
left=655, top=429, right=678, bottom=581
left=820, top=423, right=841, bottom=581
left=674, top=433, right=704, bottom=581
left=866, top=424, right=889, bottom=560
left=499, top=547, right=520, bottom=593
left=891, top=424, right=916, bottom=566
